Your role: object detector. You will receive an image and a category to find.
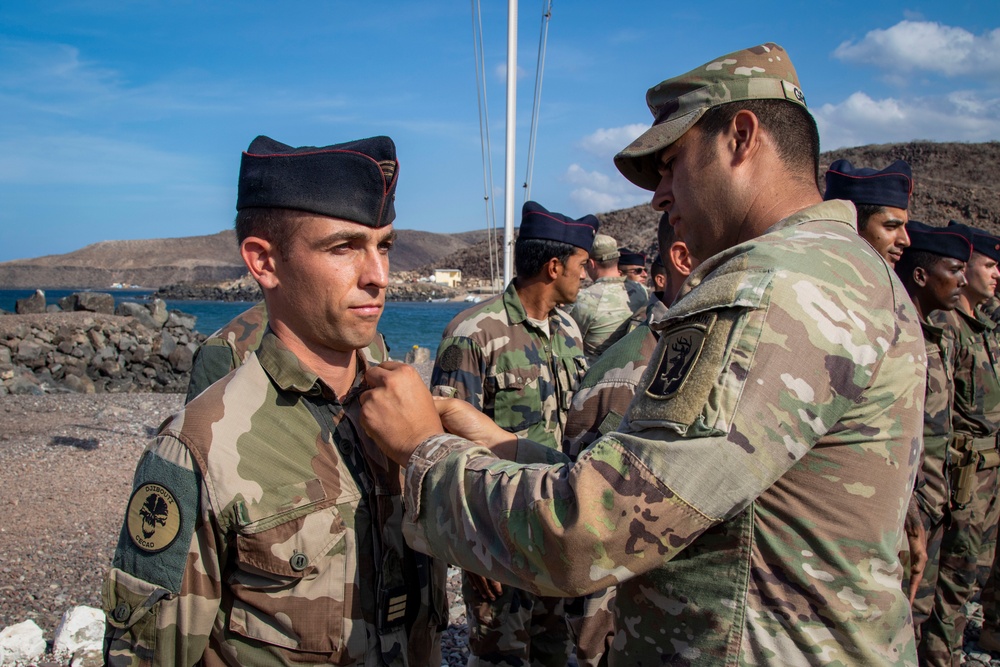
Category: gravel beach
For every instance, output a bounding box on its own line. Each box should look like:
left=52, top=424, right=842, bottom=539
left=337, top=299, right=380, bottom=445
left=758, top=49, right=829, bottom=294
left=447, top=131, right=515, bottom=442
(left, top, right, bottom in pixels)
left=0, top=360, right=472, bottom=664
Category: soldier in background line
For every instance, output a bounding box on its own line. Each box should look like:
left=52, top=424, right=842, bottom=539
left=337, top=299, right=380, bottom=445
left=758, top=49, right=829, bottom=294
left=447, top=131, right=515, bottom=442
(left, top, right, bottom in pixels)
left=824, top=158, right=912, bottom=266
left=892, top=223, right=969, bottom=636
left=361, top=42, right=926, bottom=665
left=430, top=200, right=595, bottom=667
left=103, top=135, right=447, bottom=666
left=920, top=221, right=1000, bottom=666
left=567, top=233, right=647, bottom=362
left=616, top=247, right=649, bottom=294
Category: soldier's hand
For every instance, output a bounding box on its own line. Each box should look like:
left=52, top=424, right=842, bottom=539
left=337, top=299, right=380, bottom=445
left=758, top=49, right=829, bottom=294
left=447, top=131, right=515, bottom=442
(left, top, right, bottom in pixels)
left=434, top=397, right=517, bottom=454
left=466, top=571, right=503, bottom=601
left=361, top=361, right=443, bottom=466
left=904, top=508, right=928, bottom=605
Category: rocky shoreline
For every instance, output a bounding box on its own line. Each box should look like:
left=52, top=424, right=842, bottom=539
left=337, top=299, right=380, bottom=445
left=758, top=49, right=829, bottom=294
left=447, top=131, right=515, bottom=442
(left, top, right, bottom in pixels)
left=1, top=292, right=205, bottom=396
left=153, top=274, right=466, bottom=303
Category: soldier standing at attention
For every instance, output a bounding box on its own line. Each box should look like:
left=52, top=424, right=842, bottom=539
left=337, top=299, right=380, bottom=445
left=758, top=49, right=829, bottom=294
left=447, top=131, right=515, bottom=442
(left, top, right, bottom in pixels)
left=823, top=159, right=912, bottom=266
left=360, top=42, right=926, bottom=665
left=921, top=221, right=1000, bottom=667
left=891, top=223, right=969, bottom=628
left=568, top=233, right=647, bottom=361
left=430, top=200, right=594, bottom=667
left=102, top=135, right=447, bottom=666
left=616, top=247, right=649, bottom=292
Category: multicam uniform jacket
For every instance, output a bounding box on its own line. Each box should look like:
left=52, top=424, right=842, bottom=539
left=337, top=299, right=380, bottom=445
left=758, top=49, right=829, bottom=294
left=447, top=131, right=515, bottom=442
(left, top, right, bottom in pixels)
left=562, top=295, right=669, bottom=460
left=103, top=331, right=446, bottom=666
left=431, top=280, right=588, bottom=450
left=402, top=201, right=926, bottom=665
left=915, top=320, right=955, bottom=525
left=185, top=302, right=389, bottom=403
left=567, top=277, right=648, bottom=361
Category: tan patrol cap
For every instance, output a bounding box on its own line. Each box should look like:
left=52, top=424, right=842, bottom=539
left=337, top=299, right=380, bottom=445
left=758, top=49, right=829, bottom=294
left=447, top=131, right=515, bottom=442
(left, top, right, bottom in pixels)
left=590, top=234, right=619, bottom=261
left=615, top=42, right=807, bottom=191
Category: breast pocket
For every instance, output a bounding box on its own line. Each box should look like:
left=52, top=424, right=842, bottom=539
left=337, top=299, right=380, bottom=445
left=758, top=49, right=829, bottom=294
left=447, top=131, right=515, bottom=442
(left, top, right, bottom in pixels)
left=489, top=368, right=543, bottom=434
left=228, top=496, right=364, bottom=663
left=558, top=355, right=589, bottom=412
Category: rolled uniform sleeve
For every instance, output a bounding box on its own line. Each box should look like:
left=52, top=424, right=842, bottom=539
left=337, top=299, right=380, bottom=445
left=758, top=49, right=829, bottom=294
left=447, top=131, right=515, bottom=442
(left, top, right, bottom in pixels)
left=103, top=436, right=222, bottom=667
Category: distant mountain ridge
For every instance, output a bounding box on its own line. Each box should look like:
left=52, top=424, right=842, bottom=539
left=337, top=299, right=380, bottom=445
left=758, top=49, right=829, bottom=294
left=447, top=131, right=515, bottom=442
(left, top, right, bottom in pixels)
left=2, top=141, right=998, bottom=289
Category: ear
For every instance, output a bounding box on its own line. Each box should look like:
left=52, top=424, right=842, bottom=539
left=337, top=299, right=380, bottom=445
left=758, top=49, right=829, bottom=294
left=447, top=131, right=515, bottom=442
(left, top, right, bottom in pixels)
left=241, top=237, right=280, bottom=290
left=729, top=109, right=762, bottom=165
left=912, top=266, right=928, bottom=288
left=546, top=256, right=564, bottom=281
left=669, top=241, right=695, bottom=276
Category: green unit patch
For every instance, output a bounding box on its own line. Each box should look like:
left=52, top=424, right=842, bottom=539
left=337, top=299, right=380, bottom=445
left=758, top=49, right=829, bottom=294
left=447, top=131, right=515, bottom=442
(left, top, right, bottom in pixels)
left=113, top=453, right=200, bottom=594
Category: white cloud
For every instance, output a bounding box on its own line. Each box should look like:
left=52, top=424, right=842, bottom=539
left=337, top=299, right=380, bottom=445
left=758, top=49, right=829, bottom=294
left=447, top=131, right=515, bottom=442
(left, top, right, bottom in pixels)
left=578, top=124, right=649, bottom=158
left=563, top=163, right=649, bottom=213
left=814, top=90, right=1000, bottom=150
left=493, top=62, right=528, bottom=82
left=834, top=21, right=1000, bottom=77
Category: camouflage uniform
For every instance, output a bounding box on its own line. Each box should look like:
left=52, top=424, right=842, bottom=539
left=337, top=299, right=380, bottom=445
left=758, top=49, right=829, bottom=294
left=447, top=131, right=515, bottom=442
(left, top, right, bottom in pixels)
left=405, top=201, right=925, bottom=665
left=561, top=294, right=668, bottom=667
left=103, top=331, right=447, bottom=666
left=186, top=301, right=388, bottom=403
left=976, top=295, right=1000, bottom=651
left=921, top=307, right=1000, bottom=666
left=567, top=277, right=648, bottom=361
left=431, top=280, right=588, bottom=666
left=185, top=301, right=269, bottom=402
left=910, top=321, right=956, bottom=633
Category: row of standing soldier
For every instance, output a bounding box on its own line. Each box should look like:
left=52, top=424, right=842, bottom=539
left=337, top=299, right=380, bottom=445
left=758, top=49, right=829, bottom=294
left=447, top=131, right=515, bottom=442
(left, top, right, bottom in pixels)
left=100, top=41, right=1000, bottom=667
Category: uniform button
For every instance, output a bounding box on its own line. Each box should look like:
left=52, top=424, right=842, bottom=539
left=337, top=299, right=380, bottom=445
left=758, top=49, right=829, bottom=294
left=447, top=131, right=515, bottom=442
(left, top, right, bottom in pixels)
left=290, top=553, right=309, bottom=571
left=113, top=603, right=130, bottom=622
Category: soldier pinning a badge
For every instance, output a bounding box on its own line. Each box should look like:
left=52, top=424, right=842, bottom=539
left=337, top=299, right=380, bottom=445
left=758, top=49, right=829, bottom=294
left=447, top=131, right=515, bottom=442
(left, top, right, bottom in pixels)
left=361, top=42, right=926, bottom=665
left=102, top=136, right=448, bottom=667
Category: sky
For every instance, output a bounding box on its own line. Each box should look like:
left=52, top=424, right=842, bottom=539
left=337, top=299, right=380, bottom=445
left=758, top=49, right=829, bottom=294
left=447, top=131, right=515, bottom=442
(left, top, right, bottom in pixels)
left=1, top=1, right=998, bottom=263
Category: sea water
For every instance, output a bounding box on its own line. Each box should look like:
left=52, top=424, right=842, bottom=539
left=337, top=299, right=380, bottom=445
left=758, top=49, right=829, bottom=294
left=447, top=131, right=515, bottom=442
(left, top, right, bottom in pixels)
left=0, top=289, right=472, bottom=358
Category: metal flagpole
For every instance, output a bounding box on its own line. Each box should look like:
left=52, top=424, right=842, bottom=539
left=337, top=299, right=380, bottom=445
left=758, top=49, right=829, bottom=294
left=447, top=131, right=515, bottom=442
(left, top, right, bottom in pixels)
left=503, top=0, right=518, bottom=285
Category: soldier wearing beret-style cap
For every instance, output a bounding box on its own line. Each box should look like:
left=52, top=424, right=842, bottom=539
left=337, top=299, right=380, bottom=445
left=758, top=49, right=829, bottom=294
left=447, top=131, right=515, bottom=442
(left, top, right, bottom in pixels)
left=359, top=43, right=926, bottom=666
left=824, top=159, right=913, bottom=266
left=919, top=220, right=1000, bottom=666
left=429, top=200, right=595, bottom=667
left=104, top=135, right=449, bottom=667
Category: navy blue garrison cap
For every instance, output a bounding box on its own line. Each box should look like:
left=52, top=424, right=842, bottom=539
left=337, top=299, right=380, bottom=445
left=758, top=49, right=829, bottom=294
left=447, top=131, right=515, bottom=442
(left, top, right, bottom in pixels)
left=824, top=159, right=913, bottom=210
left=519, top=201, right=599, bottom=251
left=618, top=248, right=647, bottom=267
left=237, top=135, right=398, bottom=228
left=947, top=220, right=1000, bottom=262
left=905, top=221, right=971, bottom=262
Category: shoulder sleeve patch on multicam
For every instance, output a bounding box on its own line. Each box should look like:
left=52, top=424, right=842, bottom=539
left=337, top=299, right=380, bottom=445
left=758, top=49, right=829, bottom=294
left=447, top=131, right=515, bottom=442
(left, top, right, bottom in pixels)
left=112, top=451, right=200, bottom=594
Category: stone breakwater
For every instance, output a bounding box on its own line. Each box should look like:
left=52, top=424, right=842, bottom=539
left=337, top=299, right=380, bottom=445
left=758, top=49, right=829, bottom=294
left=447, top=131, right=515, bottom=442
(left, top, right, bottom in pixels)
left=0, top=291, right=205, bottom=396
left=153, top=275, right=464, bottom=302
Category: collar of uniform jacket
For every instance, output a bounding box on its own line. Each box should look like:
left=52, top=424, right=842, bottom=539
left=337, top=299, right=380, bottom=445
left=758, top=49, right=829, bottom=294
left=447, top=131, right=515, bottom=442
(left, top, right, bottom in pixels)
left=255, top=329, right=373, bottom=398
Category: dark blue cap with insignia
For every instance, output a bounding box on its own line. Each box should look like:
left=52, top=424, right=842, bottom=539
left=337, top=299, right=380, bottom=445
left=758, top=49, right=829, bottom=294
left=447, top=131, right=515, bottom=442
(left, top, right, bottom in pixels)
left=824, top=159, right=912, bottom=210
left=905, top=221, right=971, bottom=262
left=618, top=248, right=646, bottom=267
left=237, top=135, right=398, bottom=228
left=519, top=201, right=599, bottom=251
left=947, top=220, right=1000, bottom=262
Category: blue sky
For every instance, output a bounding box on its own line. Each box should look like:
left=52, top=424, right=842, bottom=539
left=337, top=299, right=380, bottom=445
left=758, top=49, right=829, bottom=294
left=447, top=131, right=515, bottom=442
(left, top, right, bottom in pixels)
left=1, top=1, right=997, bottom=262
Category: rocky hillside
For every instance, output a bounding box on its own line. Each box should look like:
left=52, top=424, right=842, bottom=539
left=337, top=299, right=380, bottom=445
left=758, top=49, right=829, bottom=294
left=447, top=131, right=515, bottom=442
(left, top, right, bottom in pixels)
left=3, top=141, right=998, bottom=288
left=419, top=141, right=1000, bottom=276
left=0, top=228, right=490, bottom=289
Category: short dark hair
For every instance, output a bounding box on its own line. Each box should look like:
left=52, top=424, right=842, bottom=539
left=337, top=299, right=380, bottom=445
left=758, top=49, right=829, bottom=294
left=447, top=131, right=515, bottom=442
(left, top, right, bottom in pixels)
left=895, top=249, right=943, bottom=281
left=854, top=204, right=886, bottom=233
left=694, top=99, right=820, bottom=183
left=234, top=208, right=303, bottom=260
left=514, top=238, right=578, bottom=279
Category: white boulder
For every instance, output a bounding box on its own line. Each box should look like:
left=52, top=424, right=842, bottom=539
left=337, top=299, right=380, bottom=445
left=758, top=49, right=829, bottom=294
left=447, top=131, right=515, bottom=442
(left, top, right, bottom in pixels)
left=54, top=605, right=105, bottom=656
left=0, top=619, right=46, bottom=665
